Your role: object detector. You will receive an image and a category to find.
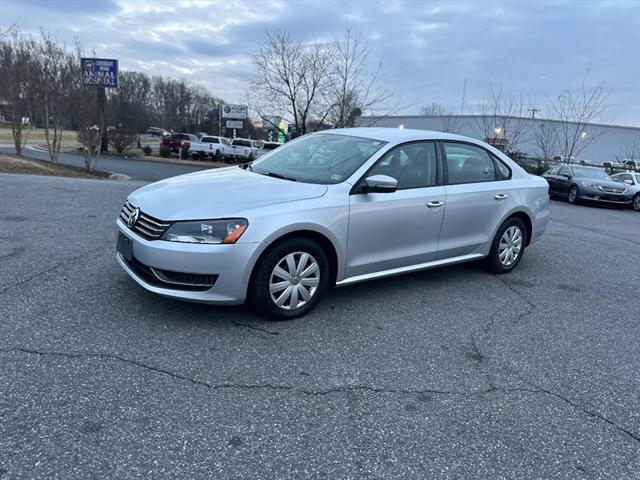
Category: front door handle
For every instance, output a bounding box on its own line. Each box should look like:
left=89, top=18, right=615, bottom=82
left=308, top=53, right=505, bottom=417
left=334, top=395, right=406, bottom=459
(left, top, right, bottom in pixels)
left=426, top=200, right=445, bottom=208
left=494, top=194, right=509, bottom=201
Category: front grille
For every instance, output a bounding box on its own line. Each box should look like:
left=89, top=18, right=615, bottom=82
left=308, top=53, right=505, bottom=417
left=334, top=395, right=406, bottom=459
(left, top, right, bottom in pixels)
left=122, top=255, right=217, bottom=292
left=119, top=201, right=171, bottom=241
left=599, top=186, right=625, bottom=194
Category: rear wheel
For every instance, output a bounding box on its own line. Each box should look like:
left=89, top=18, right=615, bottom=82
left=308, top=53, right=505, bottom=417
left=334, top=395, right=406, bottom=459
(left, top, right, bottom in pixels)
left=249, top=237, right=330, bottom=320
left=567, top=185, right=578, bottom=204
left=633, top=193, right=640, bottom=212
left=485, top=217, right=526, bottom=274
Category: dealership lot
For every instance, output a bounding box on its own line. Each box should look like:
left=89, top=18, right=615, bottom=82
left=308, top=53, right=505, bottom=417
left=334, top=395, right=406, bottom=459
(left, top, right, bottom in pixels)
left=1, top=173, right=639, bottom=479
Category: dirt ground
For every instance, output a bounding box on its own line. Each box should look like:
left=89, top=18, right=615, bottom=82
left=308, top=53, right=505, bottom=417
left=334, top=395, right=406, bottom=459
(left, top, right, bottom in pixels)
left=0, top=154, right=104, bottom=179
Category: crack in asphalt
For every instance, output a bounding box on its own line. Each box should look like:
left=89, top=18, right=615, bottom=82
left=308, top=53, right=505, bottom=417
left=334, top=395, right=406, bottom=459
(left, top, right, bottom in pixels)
left=0, top=346, right=534, bottom=398
left=466, top=277, right=640, bottom=446
left=523, top=377, right=640, bottom=444
left=232, top=321, right=279, bottom=336
left=3, top=345, right=639, bottom=444
left=0, top=240, right=112, bottom=295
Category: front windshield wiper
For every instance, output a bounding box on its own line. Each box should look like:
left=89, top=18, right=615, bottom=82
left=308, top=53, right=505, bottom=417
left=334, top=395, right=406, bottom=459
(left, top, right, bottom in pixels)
left=255, top=171, right=297, bottom=182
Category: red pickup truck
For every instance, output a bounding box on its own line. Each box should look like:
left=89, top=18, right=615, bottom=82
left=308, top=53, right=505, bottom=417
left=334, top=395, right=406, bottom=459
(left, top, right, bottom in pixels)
left=161, top=133, right=199, bottom=153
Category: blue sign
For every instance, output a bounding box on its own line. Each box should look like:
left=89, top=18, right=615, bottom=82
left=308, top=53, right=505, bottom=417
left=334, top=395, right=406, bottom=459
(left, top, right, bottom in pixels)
left=81, top=57, right=118, bottom=88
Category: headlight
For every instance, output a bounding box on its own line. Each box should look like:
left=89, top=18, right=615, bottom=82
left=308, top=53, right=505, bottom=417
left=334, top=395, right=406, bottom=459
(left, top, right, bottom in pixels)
left=162, top=219, right=248, bottom=244
left=581, top=181, right=596, bottom=188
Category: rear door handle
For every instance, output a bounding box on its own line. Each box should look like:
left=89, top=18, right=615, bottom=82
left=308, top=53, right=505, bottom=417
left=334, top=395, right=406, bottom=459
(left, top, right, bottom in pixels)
left=494, top=194, right=509, bottom=201
left=426, top=200, right=445, bottom=208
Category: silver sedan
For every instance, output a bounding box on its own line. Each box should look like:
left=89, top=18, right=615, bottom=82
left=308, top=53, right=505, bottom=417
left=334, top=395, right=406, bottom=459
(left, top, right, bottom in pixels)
left=116, top=128, right=550, bottom=319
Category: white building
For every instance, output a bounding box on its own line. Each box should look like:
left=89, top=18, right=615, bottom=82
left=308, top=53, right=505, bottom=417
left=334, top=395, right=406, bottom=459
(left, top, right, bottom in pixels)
left=356, top=115, right=640, bottom=165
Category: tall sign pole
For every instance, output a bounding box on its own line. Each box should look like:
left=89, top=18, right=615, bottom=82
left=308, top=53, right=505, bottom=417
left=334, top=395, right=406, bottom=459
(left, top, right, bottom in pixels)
left=81, top=58, right=118, bottom=153
left=97, top=87, right=107, bottom=152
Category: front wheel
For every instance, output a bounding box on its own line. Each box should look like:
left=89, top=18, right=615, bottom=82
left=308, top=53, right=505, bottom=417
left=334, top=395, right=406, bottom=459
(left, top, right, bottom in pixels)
left=633, top=193, right=640, bottom=212
left=567, top=185, right=579, bottom=204
left=485, top=217, right=526, bottom=274
left=249, top=237, right=330, bottom=320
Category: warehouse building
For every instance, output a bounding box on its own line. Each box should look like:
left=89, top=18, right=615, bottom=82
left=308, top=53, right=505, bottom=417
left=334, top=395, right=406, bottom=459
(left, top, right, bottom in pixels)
left=355, top=115, right=640, bottom=165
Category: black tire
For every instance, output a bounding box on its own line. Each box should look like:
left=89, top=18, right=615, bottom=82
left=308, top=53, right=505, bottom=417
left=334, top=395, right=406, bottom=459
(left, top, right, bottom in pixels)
left=567, top=185, right=579, bottom=204
left=633, top=193, right=640, bottom=212
left=249, top=237, right=330, bottom=320
left=215, top=149, right=222, bottom=162
left=484, top=217, right=527, bottom=274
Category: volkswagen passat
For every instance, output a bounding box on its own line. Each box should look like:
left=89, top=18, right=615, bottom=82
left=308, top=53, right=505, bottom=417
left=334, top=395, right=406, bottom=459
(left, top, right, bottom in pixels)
left=116, top=128, right=550, bottom=319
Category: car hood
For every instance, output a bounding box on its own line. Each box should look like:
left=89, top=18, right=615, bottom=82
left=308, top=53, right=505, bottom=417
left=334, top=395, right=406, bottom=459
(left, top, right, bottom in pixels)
left=128, top=167, right=327, bottom=220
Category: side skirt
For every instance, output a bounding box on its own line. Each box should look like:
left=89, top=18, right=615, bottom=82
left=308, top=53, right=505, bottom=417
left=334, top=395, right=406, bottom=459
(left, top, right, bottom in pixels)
left=335, top=253, right=485, bottom=287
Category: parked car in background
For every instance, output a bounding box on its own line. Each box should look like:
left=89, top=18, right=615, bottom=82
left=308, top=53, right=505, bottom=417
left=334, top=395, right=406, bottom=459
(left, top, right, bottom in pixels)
left=146, top=127, right=169, bottom=138
left=161, top=133, right=199, bottom=154
left=116, top=128, right=549, bottom=319
left=256, top=141, right=283, bottom=158
left=227, top=138, right=258, bottom=162
left=189, top=135, right=232, bottom=161
left=543, top=164, right=633, bottom=207
left=611, top=171, right=640, bottom=211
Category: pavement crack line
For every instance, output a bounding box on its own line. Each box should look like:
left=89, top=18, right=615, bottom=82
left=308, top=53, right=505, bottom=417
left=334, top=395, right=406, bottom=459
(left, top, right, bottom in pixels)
left=467, top=282, right=640, bottom=445
left=1, top=346, right=537, bottom=398
left=5, top=346, right=638, bottom=443
left=232, top=321, right=279, bottom=336
left=523, top=378, right=640, bottom=444
left=0, top=240, right=112, bottom=295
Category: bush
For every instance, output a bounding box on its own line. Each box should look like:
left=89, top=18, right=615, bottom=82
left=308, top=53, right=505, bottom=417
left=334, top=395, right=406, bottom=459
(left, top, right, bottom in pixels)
left=108, top=128, right=137, bottom=154
left=142, top=144, right=152, bottom=156
left=159, top=144, right=171, bottom=158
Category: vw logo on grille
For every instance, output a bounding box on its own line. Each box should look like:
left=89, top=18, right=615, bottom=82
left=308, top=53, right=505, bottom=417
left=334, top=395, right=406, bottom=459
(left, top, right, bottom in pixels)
left=128, top=207, right=140, bottom=228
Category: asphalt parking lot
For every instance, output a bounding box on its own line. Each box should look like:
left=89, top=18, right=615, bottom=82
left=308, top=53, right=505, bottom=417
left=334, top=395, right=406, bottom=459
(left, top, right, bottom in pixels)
left=1, top=173, right=639, bottom=479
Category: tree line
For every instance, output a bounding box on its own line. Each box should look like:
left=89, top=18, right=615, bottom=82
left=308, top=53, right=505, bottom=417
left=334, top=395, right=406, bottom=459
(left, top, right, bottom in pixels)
left=0, top=29, right=227, bottom=170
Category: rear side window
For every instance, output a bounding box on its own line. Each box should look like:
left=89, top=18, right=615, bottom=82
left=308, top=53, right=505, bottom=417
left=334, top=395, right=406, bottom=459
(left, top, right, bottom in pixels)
left=368, top=141, right=438, bottom=189
left=233, top=140, right=251, bottom=147
left=443, top=143, right=509, bottom=184
left=202, top=137, right=219, bottom=144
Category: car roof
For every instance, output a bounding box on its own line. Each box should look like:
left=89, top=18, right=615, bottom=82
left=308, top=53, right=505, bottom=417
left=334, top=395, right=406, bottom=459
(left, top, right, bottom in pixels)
left=326, top=127, right=483, bottom=144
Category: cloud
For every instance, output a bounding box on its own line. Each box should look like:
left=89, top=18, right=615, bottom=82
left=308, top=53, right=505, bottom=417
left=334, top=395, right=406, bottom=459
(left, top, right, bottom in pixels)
left=2, top=0, right=639, bottom=125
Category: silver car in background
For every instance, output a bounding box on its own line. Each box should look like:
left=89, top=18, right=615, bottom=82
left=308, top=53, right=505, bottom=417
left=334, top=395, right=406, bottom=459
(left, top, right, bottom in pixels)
left=116, top=128, right=550, bottom=319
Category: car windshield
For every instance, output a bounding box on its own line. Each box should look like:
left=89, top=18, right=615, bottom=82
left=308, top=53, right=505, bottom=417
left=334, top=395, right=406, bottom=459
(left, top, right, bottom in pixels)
left=249, top=133, right=387, bottom=184
left=572, top=167, right=610, bottom=180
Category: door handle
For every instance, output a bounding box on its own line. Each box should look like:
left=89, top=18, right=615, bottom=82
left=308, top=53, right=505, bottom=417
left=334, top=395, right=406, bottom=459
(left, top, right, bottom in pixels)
left=426, top=200, right=445, bottom=208
left=494, top=194, right=508, bottom=201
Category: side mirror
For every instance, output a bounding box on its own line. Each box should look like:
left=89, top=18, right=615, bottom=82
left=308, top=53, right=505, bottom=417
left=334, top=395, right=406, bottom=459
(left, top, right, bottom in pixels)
left=624, top=179, right=633, bottom=185
left=363, top=174, right=398, bottom=193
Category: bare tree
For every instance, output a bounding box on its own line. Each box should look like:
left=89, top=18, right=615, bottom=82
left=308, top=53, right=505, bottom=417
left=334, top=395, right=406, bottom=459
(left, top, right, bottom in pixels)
left=325, top=24, right=395, bottom=128
left=472, top=86, right=533, bottom=154
left=613, top=135, right=640, bottom=167
left=548, top=76, right=610, bottom=162
left=0, top=32, right=36, bottom=155
left=532, top=121, right=560, bottom=160
left=420, top=102, right=462, bottom=133
left=249, top=29, right=333, bottom=135
left=32, top=30, right=74, bottom=163
left=421, top=102, right=447, bottom=116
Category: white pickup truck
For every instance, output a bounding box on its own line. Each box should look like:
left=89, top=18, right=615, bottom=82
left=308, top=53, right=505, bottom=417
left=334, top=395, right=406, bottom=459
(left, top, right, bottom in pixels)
left=226, top=138, right=259, bottom=162
left=189, top=136, right=232, bottom=161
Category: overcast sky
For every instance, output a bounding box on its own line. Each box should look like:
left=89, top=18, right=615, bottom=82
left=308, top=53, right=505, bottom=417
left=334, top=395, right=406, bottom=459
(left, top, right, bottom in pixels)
left=3, top=0, right=639, bottom=126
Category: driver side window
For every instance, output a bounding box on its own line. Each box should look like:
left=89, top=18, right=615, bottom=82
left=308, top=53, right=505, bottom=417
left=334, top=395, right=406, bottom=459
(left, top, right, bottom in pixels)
left=367, top=142, right=438, bottom=189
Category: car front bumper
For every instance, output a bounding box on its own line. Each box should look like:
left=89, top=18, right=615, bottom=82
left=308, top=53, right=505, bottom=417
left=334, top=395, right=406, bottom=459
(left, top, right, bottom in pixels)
left=116, top=219, right=260, bottom=305
left=577, top=191, right=632, bottom=205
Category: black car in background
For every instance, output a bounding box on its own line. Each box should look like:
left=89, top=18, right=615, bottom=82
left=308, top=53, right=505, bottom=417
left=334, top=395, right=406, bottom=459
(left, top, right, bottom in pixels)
left=543, top=165, right=633, bottom=207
